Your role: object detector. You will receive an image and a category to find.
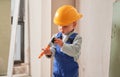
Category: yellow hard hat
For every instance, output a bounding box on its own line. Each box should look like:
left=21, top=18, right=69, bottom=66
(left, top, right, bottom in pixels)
left=53, top=5, right=83, bottom=26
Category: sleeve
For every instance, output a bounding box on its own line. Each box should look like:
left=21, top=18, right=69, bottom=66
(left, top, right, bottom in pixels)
left=45, top=46, right=56, bottom=58
left=46, top=34, right=57, bottom=58
left=61, top=35, right=82, bottom=57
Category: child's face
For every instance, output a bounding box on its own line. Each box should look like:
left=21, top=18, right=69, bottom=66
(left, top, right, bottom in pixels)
left=58, top=22, right=76, bottom=35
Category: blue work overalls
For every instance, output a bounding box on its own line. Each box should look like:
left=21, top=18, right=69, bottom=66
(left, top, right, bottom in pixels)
left=53, top=32, right=79, bottom=77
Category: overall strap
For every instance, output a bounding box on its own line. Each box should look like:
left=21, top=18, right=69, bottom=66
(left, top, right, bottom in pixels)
left=56, top=32, right=63, bottom=39
left=66, top=33, right=78, bottom=44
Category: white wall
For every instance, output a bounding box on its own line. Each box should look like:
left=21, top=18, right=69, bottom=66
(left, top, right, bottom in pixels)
left=28, top=0, right=51, bottom=77
left=79, top=0, right=113, bottom=77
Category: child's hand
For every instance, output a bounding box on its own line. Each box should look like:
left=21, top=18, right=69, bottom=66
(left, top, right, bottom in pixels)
left=54, top=38, right=63, bottom=47
left=42, top=48, right=52, bottom=55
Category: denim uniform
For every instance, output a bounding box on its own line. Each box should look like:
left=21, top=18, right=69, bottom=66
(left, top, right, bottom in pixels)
left=50, top=31, right=82, bottom=77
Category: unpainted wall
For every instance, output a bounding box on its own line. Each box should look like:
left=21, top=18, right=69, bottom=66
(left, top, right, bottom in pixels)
left=109, top=1, right=120, bottom=77
left=0, top=0, right=10, bottom=76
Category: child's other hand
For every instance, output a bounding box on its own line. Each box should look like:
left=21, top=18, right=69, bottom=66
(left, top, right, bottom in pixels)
left=42, top=48, right=52, bottom=55
left=54, top=38, right=63, bottom=47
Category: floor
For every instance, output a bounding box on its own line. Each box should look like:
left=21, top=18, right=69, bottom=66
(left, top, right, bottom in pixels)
left=0, top=74, right=30, bottom=77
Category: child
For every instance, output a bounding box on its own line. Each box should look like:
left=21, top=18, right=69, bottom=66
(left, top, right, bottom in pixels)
left=42, top=5, right=83, bottom=77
